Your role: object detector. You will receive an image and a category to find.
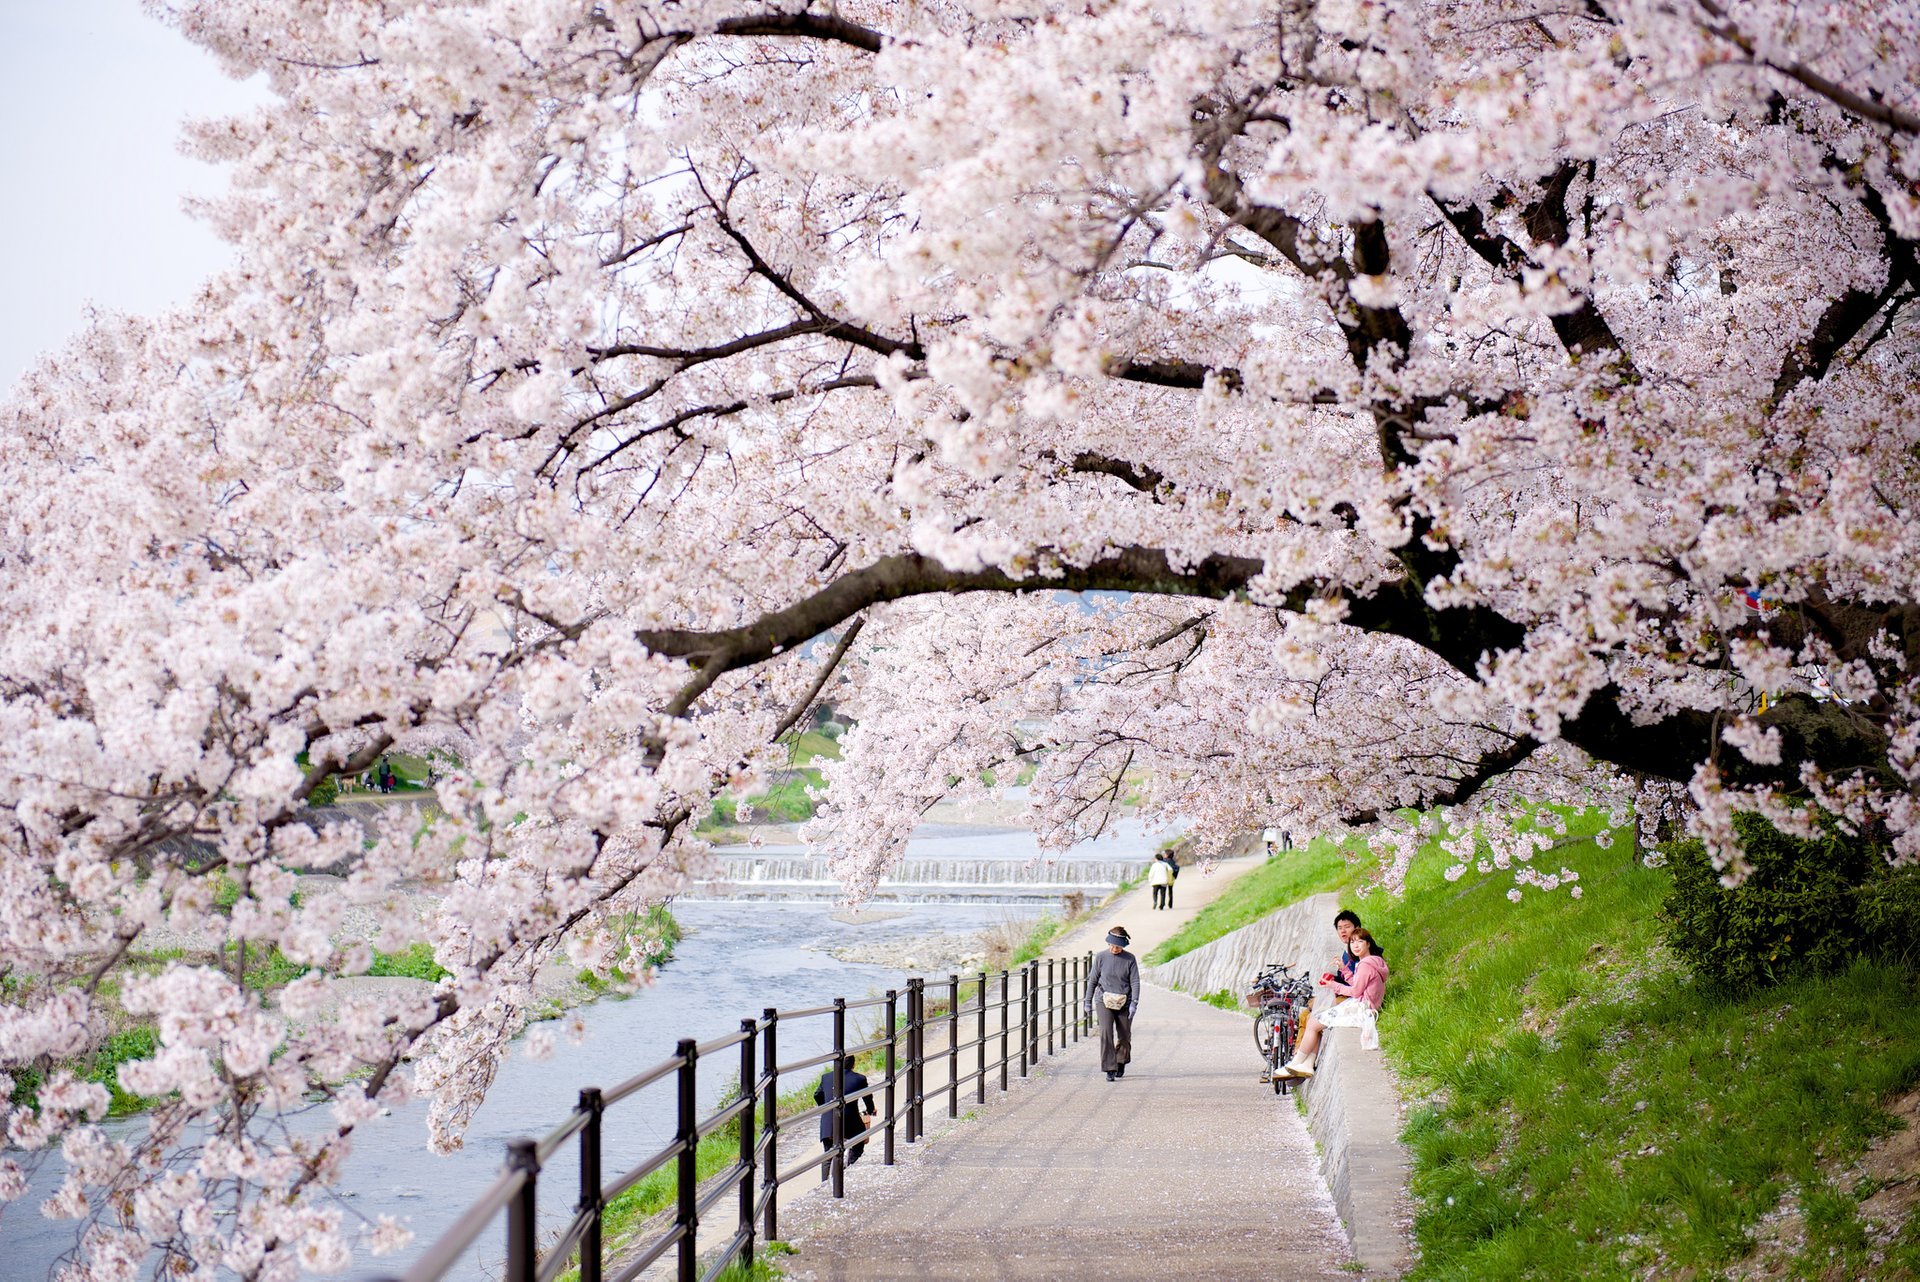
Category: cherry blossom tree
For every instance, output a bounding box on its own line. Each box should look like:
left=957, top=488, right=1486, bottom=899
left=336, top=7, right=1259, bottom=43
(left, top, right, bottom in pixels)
left=3, top=0, right=1918, bottom=1273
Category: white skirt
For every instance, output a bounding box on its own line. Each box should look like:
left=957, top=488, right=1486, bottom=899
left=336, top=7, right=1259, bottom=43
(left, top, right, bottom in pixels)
left=1318, top=998, right=1380, bottom=1050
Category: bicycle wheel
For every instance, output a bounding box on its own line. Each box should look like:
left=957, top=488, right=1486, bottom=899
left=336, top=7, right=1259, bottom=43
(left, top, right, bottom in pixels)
left=1254, top=1007, right=1284, bottom=1059
left=1266, top=1025, right=1287, bottom=1090
left=1277, top=1006, right=1298, bottom=1061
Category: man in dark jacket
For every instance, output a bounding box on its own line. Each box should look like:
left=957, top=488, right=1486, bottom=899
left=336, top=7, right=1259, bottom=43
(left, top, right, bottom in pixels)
left=815, top=1062, right=876, bottom=1178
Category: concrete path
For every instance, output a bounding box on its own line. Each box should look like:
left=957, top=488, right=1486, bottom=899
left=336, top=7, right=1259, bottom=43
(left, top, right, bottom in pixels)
left=780, top=981, right=1355, bottom=1281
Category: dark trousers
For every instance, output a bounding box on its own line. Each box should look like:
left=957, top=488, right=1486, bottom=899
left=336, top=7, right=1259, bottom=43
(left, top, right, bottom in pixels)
left=1094, top=1003, right=1133, bottom=1072
left=1151, top=884, right=1168, bottom=909
left=820, top=1135, right=868, bottom=1178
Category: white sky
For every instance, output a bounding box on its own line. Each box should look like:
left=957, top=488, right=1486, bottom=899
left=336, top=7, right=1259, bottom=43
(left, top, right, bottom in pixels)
left=0, top=1, right=266, bottom=389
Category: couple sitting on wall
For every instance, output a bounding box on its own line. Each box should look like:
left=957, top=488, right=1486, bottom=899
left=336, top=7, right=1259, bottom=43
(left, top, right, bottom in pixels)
left=1273, top=908, right=1389, bottom=1080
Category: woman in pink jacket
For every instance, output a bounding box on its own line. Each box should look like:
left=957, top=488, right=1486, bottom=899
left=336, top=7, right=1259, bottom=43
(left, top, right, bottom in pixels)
left=1278, top=928, right=1388, bottom=1078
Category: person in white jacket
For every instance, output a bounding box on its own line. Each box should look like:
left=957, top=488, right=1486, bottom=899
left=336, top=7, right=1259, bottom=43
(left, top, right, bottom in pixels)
left=1147, top=851, right=1178, bottom=909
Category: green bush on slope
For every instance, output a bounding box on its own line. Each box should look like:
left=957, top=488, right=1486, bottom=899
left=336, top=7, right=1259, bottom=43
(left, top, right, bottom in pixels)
left=1662, top=811, right=1920, bottom=993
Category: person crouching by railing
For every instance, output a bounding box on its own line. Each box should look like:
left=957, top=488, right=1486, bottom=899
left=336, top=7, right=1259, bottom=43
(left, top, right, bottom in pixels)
left=1085, top=926, right=1141, bottom=1082
left=1276, top=928, right=1387, bottom=1079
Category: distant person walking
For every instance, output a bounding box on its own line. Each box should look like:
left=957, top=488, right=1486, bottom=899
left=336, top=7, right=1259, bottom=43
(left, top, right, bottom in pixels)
left=1147, top=851, right=1179, bottom=910
left=1085, top=926, right=1141, bottom=1081
left=814, top=1061, right=876, bottom=1178
left=1278, top=928, right=1388, bottom=1078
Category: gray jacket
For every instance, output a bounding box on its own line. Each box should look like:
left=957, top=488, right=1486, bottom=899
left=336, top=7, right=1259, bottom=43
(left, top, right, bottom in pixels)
left=1084, top=949, right=1141, bottom=1016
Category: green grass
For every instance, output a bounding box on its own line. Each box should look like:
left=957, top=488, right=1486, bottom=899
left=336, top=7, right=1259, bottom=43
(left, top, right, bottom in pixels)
left=700, top=772, right=822, bottom=830
left=1200, top=988, right=1243, bottom=1013
left=8, top=1024, right=164, bottom=1117
left=1009, top=914, right=1066, bottom=968
left=227, top=941, right=309, bottom=990
left=711, top=1243, right=791, bottom=1281
left=784, top=731, right=841, bottom=766
left=1356, top=823, right=1920, bottom=1279
left=1146, top=838, right=1360, bottom=964
left=366, top=942, right=451, bottom=981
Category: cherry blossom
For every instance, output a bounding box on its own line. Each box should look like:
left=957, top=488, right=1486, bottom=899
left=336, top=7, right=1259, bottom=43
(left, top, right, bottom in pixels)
left=3, top=0, right=1918, bottom=1273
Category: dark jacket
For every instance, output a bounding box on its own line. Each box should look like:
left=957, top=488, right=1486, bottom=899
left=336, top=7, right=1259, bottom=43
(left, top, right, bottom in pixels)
left=814, top=1066, right=870, bottom=1141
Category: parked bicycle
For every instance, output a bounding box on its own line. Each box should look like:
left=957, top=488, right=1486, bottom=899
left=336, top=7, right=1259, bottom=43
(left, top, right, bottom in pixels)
left=1246, top=961, right=1315, bottom=1094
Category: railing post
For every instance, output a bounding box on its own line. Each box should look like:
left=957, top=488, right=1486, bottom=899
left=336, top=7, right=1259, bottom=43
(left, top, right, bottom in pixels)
left=901, top=980, right=913, bottom=1144
left=999, top=969, right=1010, bottom=1092
left=578, top=1090, right=604, bottom=1282
left=1046, top=957, right=1055, bottom=1057
left=1018, top=963, right=1030, bottom=1078
left=761, top=1009, right=779, bottom=1247
left=1069, top=956, right=1080, bottom=1042
left=976, top=970, right=988, bottom=1105
left=738, top=1018, right=757, bottom=1266
left=904, top=978, right=919, bottom=1142
left=831, top=997, right=848, bottom=1198
left=676, top=1038, right=698, bottom=1282
left=1028, top=960, right=1040, bottom=1069
left=883, top=989, right=898, bottom=1165
left=911, top=978, right=926, bottom=1141
left=947, top=973, right=960, bottom=1119
left=506, top=1138, right=538, bottom=1282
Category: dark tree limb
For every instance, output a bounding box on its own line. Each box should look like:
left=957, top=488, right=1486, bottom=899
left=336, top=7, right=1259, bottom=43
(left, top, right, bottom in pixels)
left=1432, top=161, right=1634, bottom=367
left=631, top=544, right=1899, bottom=801
left=1339, top=733, right=1541, bottom=825
left=1690, top=0, right=1920, bottom=137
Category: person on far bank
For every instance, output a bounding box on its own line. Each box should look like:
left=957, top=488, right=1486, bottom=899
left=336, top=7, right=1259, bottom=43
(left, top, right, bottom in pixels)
left=1147, top=850, right=1179, bottom=910
left=1085, top=926, right=1141, bottom=1081
left=1278, top=928, right=1388, bottom=1078
left=815, top=1060, right=876, bottom=1179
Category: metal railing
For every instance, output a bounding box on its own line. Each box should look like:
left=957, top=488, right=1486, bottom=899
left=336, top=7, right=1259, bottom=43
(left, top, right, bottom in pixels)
left=378, top=953, right=1093, bottom=1282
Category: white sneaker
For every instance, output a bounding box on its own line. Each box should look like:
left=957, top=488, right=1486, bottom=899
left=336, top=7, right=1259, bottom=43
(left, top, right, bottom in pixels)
left=1281, top=1057, right=1315, bottom=1078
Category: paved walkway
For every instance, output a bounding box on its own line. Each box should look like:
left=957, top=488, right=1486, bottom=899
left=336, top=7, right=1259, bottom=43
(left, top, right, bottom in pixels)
left=780, top=980, right=1355, bottom=1280
left=1048, top=851, right=1263, bottom=965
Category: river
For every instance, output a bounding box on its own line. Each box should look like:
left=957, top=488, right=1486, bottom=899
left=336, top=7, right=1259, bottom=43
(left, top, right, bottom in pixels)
left=4, top=818, right=1166, bottom=1279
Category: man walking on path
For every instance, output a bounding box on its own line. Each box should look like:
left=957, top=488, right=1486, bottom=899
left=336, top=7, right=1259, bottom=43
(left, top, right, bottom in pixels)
left=815, top=1062, right=876, bottom=1177
left=1085, top=927, right=1141, bottom=1081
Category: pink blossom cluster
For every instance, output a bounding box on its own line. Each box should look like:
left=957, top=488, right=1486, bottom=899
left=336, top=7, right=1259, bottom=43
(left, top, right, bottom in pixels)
left=2, top=0, right=1918, bottom=1273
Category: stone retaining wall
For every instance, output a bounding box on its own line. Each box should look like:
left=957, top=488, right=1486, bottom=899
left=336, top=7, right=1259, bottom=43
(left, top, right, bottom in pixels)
left=1299, top=1029, right=1414, bottom=1277
left=1140, top=889, right=1344, bottom=999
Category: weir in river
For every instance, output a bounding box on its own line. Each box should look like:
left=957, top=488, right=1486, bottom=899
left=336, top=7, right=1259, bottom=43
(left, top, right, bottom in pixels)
left=686, top=853, right=1138, bottom=903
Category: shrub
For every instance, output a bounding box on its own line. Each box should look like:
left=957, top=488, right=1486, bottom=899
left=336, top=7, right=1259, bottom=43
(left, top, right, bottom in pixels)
left=1662, top=812, right=1920, bottom=993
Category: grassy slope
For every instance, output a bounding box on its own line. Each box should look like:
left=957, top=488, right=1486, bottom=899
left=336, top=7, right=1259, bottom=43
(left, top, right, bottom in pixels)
left=1145, top=838, right=1355, bottom=965
left=1145, top=820, right=1920, bottom=1278
left=699, top=733, right=840, bottom=833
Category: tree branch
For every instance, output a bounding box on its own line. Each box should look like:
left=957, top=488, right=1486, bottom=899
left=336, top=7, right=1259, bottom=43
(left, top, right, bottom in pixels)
left=1690, top=0, right=1920, bottom=136
left=1339, top=733, right=1542, bottom=824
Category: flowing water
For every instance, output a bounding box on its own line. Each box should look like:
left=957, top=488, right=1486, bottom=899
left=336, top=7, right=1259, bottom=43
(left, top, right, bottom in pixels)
left=4, top=819, right=1166, bottom=1279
